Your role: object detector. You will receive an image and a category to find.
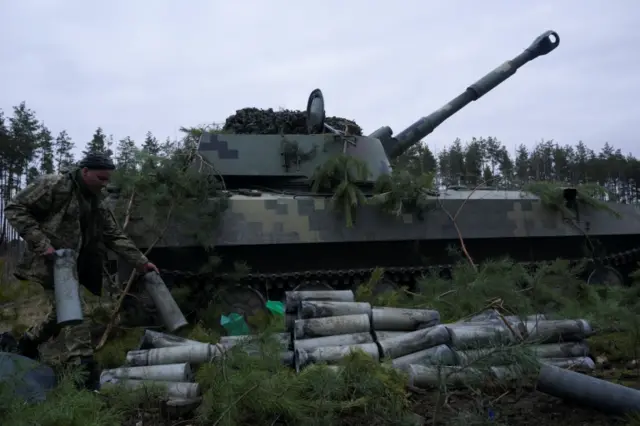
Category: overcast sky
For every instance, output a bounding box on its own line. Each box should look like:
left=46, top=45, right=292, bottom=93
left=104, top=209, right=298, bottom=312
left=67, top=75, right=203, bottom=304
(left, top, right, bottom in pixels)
left=1, top=1, right=638, bottom=160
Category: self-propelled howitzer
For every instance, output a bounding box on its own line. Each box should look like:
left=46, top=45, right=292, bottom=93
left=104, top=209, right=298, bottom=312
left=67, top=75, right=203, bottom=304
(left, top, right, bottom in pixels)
left=113, top=29, right=640, bottom=318
left=192, top=31, right=560, bottom=187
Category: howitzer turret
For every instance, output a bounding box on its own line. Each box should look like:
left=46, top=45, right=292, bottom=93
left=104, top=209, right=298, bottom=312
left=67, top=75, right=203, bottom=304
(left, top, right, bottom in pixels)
left=371, top=30, right=560, bottom=160
left=193, top=31, right=560, bottom=186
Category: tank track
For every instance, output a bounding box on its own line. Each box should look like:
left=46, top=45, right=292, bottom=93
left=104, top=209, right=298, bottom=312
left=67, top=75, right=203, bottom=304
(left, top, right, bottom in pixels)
left=157, top=246, right=640, bottom=292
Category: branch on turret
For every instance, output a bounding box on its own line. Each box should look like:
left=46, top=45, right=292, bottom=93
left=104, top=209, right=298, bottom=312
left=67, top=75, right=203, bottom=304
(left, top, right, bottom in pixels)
left=439, top=199, right=477, bottom=272
left=523, top=181, right=619, bottom=219
left=438, top=177, right=502, bottom=272
left=370, top=170, right=437, bottom=219
left=311, top=154, right=369, bottom=227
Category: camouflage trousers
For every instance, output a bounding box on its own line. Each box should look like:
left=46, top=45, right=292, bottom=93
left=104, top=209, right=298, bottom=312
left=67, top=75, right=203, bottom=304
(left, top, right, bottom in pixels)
left=25, top=288, right=94, bottom=366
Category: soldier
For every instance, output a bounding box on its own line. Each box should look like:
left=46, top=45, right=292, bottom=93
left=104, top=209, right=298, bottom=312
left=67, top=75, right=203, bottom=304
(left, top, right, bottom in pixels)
left=3, top=152, right=159, bottom=388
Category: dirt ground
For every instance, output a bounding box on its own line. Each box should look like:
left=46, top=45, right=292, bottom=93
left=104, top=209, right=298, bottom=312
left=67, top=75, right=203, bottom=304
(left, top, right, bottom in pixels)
left=411, top=388, right=625, bottom=426
left=408, top=368, right=639, bottom=426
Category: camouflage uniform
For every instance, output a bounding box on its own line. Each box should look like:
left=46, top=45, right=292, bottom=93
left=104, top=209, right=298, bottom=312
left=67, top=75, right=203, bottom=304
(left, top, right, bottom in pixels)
left=4, top=170, right=148, bottom=365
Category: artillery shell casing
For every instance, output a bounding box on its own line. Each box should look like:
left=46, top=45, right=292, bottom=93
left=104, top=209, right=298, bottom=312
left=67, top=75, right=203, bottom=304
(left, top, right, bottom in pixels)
left=285, top=290, right=355, bottom=312
left=537, top=364, right=640, bottom=415
left=374, top=331, right=409, bottom=341
left=463, top=309, right=501, bottom=323
left=542, top=356, right=596, bottom=371
left=53, top=249, right=84, bottom=326
left=378, top=324, right=451, bottom=359
left=525, top=319, right=593, bottom=343
left=285, top=313, right=297, bottom=332
left=139, top=329, right=208, bottom=350
left=454, top=347, right=526, bottom=366
left=143, top=272, right=189, bottom=333
left=446, top=323, right=521, bottom=350
left=407, top=364, right=488, bottom=389
left=163, top=397, right=203, bottom=418
left=100, top=378, right=201, bottom=399
left=529, top=341, right=590, bottom=358
left=295, top=342, right=380, bottom=370
left=464, top=309, right=546, bottom=324
left=126, top=344, right=223, bottom=366
left=220, top=332, right=291, bottom=349
left=280, top=351, right=295, bottom=367
left=506, top=314, right=547, bottom=323
left=391, top=344, right=457, bottom=370
left=491, top=364, right=534, bottom=381
left=294, top=332, right=374, bottom=351
left=371, top=307, right=440, bottom=331
left=298, top=301, right=372, bottom=319
left=490, top=358, right=595, bottom=382
left=293, top=313, right=371, bottom=340
left=100, top=363, right=193, bottom=383
left=464, top=320, right=526, bottom=340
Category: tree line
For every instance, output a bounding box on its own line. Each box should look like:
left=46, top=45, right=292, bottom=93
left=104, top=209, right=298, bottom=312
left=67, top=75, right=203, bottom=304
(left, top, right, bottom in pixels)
left=395, top=137, right=640, bottom=205
left=1, top=101, right=639, bottom=242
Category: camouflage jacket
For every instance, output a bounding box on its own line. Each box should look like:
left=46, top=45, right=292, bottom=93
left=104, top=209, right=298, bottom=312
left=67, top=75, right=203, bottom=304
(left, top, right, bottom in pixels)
left=3, top=171, right=148, bottom=287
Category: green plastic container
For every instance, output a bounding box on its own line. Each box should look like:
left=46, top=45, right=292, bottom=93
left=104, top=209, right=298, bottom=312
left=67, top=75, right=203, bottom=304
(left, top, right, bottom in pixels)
left=220, top=313, right=250, bottom=336
left=265, top=300, right=285, bottom=316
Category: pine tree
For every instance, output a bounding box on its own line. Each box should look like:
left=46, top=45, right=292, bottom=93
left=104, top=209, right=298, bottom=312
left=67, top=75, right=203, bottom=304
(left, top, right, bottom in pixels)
left=38, top=125, right=55, bottom=175
left=106, top=133, right=115, bottom=159
left=0, top=111, right=11, bottom=201
left=514, top=144, right=530, bottom=184
left=142, top=131, right=160, bottom=156
left=83, top=127, right=109, bottom=157
left=9, top=102, right=40, bottom=189
left=160, top=137, right=177, bottom=157
left=115, top=136, right=138, bottom=170
left=54, top=130, right=75, bottom=172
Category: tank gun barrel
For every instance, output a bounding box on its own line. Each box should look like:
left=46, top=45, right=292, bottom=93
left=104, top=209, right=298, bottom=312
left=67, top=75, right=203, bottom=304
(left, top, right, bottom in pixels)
left=378, top=31, right=560, bottom=159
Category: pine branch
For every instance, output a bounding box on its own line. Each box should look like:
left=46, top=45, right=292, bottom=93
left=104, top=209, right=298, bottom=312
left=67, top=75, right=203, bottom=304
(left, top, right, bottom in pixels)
left=95, top=203, right=175, bottom=351
left=212, top=383, right=259, bottom=426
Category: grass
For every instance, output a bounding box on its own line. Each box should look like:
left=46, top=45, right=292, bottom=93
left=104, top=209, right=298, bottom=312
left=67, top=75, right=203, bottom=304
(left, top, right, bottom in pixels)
left=0, top=366, right=167, bottom=426
left=1, top=255, right=640, bottom=425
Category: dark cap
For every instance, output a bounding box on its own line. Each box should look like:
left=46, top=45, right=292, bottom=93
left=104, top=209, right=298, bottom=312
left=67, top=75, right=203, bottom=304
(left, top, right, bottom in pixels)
left=78, top=152, right=116, bottom=170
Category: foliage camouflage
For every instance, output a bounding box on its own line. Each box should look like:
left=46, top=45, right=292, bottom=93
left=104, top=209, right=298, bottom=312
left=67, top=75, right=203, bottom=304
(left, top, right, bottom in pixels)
left=223, top=107, right=362, bottom=136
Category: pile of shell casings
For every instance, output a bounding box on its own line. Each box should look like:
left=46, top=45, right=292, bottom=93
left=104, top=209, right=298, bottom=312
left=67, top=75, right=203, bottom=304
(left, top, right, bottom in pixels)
left=283, top=290, right=594, bottom=389
left=102, top=289, right=595, bottom=410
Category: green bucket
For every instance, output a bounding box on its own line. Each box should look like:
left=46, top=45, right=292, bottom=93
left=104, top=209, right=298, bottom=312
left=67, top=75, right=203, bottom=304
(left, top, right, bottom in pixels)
left=265, top=300, right=285, bottom=317
left=220, top=313, right=250, bottom=336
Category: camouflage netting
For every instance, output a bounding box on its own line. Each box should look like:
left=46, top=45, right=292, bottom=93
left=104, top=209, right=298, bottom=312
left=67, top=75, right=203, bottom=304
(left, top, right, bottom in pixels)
left=223, top=107, right=363, bottom=136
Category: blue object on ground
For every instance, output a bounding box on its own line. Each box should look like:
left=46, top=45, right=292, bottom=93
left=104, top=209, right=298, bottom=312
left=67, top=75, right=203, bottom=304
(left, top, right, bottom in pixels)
left=0, top=351, right=57, bottom=403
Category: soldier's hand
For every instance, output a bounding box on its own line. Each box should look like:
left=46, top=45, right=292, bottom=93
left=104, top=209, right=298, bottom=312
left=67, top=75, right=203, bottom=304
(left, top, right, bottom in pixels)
left=139, top=262, right=160, bottom=274
left=43, top=246, right=56, bottom=259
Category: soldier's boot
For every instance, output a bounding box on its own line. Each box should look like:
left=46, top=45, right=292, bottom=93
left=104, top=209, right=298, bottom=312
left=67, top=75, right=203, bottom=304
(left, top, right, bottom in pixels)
left=75, top=356, right=100, bottom=391
left=0, top=332, right=20, bottom=353
left=17, top=333, right=41, bottom=360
